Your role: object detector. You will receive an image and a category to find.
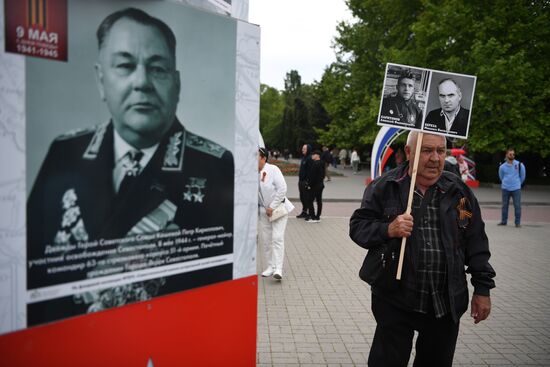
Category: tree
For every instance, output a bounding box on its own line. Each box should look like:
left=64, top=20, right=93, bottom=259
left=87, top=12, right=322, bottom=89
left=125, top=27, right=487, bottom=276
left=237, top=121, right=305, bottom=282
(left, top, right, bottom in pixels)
left=279, top=70, right=331, bottom=155
left=259, top=84, right=284, bottom=148
left=318, top=0, right=550, bottom=158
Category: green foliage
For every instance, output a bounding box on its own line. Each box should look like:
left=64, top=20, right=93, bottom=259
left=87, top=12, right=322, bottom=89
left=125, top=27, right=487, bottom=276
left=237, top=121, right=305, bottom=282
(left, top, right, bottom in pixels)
left=316, top=0, right=550, bottom=157
left=259, top=84, right=284, bottom=148
left=261, top=71, right=331, bottom=155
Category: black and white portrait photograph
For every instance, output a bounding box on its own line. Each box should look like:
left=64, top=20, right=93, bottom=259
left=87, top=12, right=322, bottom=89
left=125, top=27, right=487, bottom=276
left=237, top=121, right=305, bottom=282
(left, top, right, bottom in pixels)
left=378, top=63, right=430, bottom=131
left=422, top=71, right=476, bottom=139
left=25, top=0, right=239, bottom=325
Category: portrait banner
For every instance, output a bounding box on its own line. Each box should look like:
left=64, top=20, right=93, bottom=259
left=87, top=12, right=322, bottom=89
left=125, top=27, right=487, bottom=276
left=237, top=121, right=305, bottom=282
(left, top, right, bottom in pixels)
left=378, top=62, right=476, bottom=139
left=0, top=0, right=259, bottom=332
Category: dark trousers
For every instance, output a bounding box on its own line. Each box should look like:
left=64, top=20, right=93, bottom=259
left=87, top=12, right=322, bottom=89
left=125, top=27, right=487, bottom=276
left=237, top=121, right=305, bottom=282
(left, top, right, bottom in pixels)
left=369, top=295, right=459, bottom=367
left=306, top=185, right=324, bottom=218
left=298, top=181, right=308, bottom=213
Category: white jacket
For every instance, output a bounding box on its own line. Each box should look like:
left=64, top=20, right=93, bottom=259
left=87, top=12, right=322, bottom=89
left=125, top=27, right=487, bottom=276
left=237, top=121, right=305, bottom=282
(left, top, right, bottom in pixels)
left=259, top=163, right=295, bottom=213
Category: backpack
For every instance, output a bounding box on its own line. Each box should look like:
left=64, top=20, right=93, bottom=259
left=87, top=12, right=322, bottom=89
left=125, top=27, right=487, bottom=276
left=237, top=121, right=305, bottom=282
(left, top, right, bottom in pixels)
left=519, top=162, right=526, bottom=188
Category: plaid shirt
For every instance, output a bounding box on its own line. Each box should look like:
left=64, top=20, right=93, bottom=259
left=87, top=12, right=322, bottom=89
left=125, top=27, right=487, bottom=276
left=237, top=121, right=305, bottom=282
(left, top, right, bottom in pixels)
left=411, top=187, right=450, bottom=318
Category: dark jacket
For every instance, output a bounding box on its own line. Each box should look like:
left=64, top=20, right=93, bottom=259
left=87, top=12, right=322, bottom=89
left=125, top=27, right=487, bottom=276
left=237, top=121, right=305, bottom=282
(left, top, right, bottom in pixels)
left=299, top=144, right=312, bottom=182
left=424, top=107, right=470, bottom=137
left=349, top=163, right=495, bottom=322
left=308, top=159, right=325, bottom=188
left=321, top=150, right=332, bottom=165
left=380, top=95, right=423, bottom=129
left=444, top=160, right=461, bottom=177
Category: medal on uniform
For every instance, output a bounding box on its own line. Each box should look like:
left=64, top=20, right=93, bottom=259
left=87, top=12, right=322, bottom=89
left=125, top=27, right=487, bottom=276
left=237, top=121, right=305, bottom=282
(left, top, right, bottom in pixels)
left=126, top=200, right=177, bottom=235
left=183, top=177, right=207, bottom=203
left=54, top=188, right=89, bottom=245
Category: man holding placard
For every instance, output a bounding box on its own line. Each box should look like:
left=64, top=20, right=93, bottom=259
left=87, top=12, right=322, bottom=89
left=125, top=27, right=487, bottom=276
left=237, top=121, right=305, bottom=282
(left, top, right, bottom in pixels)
left=350, top=131, right=495, bottom=366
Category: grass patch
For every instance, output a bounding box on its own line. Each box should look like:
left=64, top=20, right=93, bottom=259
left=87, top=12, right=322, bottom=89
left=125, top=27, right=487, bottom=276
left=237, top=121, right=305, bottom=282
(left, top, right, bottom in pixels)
left=270, top=159, right=343, bottom=176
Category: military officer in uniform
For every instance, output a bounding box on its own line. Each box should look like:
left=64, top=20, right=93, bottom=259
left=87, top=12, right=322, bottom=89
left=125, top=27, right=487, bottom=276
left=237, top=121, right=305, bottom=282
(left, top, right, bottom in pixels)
left=27, top=8, right=234, bottom=302
left=380, top=70, right=423, bottom=129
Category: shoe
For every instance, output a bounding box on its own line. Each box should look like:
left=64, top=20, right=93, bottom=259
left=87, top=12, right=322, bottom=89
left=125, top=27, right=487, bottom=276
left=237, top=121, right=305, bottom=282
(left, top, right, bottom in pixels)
left=515, top=224, right=522, bottom=228
left=497, top=222, right=507, bottom=226
left=305, top=217, right=316, bottom=223
left=273, top=271, right=282, bottom=280
left=296, top=212, right=308, bottom=219
left=261, top=268, right=274, bottom=277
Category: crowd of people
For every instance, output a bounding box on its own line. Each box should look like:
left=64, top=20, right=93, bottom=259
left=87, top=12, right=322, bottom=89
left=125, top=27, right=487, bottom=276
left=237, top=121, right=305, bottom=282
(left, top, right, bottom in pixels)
left=270, top=144, right=370, bottom=173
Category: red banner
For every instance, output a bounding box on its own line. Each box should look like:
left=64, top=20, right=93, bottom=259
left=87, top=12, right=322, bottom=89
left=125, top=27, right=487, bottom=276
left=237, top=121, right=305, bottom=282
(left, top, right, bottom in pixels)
left=4, top=0, right=67, bottom=61
left=0, top=276, right=257, bottom=366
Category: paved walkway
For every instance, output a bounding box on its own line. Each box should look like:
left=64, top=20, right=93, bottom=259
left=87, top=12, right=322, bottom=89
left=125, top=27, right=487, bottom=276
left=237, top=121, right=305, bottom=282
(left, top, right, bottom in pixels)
left=257, top=167, right=550, bottom=366
left=285, top=164, right=550, bottom=206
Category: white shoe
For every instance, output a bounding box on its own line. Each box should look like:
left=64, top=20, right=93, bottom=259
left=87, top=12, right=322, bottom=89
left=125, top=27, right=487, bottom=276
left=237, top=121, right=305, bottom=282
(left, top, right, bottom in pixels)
left=273, top=271, right=282, bottom=280
left=261, top=268, right=274, bottom=277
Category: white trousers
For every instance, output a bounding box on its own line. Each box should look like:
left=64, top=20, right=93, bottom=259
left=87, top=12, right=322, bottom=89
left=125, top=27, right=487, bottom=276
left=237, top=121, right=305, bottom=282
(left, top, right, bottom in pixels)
left=258, top=209, right=288, bottom=273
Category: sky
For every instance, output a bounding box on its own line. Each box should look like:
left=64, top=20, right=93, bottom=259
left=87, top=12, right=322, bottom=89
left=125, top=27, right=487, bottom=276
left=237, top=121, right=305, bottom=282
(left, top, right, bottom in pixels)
left=248, top=0, right=353, bottom=90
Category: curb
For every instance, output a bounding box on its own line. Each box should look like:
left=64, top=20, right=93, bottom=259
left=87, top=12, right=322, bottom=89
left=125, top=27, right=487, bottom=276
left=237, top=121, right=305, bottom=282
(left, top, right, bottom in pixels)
left=288, top=197, right=550, bottom=206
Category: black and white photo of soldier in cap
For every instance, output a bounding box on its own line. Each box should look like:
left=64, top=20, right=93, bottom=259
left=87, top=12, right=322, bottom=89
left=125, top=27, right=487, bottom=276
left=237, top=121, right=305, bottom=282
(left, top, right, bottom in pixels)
left=27, top=7, right=234, bottom=301
left=379, top=65, right=427, bottom=130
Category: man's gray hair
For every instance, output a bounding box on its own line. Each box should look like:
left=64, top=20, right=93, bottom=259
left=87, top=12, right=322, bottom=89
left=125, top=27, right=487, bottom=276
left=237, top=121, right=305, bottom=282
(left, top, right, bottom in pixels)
left=406, top=131, right=419, bottom=148
left=406, top=131, right=446, bottom=148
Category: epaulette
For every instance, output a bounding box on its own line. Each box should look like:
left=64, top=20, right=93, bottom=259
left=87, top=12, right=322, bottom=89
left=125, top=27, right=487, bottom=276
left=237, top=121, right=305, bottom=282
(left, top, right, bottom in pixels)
left=54, top=125, right=96, bottom=141
left=185, top=131, right=226, bottom=159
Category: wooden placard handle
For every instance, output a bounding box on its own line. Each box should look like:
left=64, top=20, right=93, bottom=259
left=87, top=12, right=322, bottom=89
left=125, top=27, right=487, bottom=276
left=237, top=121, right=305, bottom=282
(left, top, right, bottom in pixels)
left=396, top=132, right=423, bottom=280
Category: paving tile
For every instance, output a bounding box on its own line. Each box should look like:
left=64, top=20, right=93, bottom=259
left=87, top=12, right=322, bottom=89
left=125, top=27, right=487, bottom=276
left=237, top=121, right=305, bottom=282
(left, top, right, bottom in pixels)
left=257, top=216, right=550, bottom=366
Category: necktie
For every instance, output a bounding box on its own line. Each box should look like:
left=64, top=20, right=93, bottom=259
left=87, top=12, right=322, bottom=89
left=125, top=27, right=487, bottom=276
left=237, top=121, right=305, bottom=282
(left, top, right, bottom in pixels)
left=118, top=150, right=144, bottom=196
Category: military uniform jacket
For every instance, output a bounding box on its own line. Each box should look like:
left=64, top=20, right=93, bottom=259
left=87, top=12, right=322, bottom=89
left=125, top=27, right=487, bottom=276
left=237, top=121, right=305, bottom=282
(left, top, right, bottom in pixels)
left=380, top=95, right=423, bottom=128
left=27, top=120, right=234, bottom=289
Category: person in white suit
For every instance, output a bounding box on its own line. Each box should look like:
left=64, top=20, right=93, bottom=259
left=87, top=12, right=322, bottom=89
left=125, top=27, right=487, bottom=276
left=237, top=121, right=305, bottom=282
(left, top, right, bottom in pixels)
left=258, top=147, right=294, bottom=280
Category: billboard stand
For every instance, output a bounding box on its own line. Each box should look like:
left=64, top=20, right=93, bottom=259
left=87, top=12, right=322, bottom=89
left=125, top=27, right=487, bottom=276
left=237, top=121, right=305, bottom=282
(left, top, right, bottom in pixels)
left=0, top=1, right=259, bottom=364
